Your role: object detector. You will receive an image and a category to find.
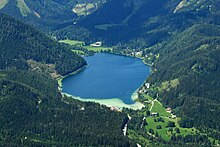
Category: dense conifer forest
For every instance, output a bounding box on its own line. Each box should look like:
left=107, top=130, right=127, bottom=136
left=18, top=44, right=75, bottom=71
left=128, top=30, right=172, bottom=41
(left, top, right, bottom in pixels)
left=1, top=0, right=220, bottom=146
left=0, top=14, right=134, bottom=146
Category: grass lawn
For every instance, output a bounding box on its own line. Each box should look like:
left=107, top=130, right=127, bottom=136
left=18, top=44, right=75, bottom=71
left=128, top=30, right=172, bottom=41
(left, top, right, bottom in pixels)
left=59, top=40, right=84, bottom=46
left=59, top=39, right=112, bottom=52
left=145, top=116, right=197, bottom=141
left=143, top=94, right=154, bottom=101
left=145, top=117, right=170, bottom=141
left=151, top=101, right=171, bottom=117
left=83, top=45, right=112, bottom=52
left=142, top=95, right=197, bottom=141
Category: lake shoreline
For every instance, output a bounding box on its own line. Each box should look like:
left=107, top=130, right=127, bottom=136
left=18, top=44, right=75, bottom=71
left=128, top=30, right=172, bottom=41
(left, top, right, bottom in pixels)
left=62, top=92, right=145, bottom=110
left=57, top=65, right=87, bottom=89
left=58, top=53, right=150, bottom=110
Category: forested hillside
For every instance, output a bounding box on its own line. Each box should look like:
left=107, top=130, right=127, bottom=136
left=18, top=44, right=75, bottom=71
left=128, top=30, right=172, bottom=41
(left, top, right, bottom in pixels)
left=0, top=14, right=134, bottom=146
left=0, top=70, right=134, bottom=146
left=147, top=24, right=220, bottom=132
left=0, top=0, right=105, bottom=35
left=0, top=14, right=86, bottom=75
left=77, top=0, right=220, bottom=45
left=1, top=0, right=220, bottom=146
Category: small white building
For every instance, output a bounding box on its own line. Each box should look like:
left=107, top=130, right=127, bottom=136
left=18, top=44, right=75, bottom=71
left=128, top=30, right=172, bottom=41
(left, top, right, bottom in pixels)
left=145, top=83, right=150, bottom=89
left=90, top=41, right=102, bottom=47
left=151, top=112, right=158, bottom=116
left=135, top=51, right=143, bottom=56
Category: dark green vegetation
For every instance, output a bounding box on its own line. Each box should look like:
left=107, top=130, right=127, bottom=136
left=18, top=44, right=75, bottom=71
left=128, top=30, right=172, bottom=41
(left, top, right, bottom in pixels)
left=147, top=24, right=220, bottom=139
left=125, top=94, right=216, bottom=146
left=0, top=14, right=86, bottom=75
left=0, top=0, right=76, bottom=30
left=1, top=0, right=220, bottom=146
left=0, top=0, right=105, bottom=40
left=0, top=14, right=134, bottom=146
left=0, top=70, right=134, bottom=146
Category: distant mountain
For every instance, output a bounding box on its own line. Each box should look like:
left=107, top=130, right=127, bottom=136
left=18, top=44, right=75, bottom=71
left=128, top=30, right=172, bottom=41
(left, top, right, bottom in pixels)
left=77, top=0, right=220, bottom=45
left=0, top=0, right=105, bottom=32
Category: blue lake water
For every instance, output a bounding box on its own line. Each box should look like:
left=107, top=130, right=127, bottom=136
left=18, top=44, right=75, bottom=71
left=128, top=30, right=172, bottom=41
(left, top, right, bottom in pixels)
left=62, top=53, right=150, bottom=104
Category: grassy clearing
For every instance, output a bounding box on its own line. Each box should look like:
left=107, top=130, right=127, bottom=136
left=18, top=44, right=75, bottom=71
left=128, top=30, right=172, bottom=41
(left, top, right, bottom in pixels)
left=139, top=94, right=196, bottom=141
left=143, top=94, right=154, bottom=101
left=59, top=40, right=84, bottom=46
left=73, top=3, right=95, bottom=16
left=0, top=0, right=8, bottom=9
left=83, top=45, right=112, bottom=52
left=159, top=78, right=179, bottom=92
left=145, top=116, right=196, bottom=141
left=59, top=39, right=112, bottom=52
left=151, top=101, right=171, bottom=117
left=16, top=0, right=31, bottom=16
left=94, top=24, right=114, bottom=31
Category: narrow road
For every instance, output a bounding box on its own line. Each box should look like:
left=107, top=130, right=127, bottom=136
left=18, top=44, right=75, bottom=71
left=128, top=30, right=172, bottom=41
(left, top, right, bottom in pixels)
left=123, top=114, right=131, bottom=136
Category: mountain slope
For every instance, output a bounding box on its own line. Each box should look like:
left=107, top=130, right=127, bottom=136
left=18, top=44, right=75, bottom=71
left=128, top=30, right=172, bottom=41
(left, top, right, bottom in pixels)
left=0, top=14, right=134, bottom=146
left=76, top=0, right=220, bottom=45
left=0, top=0, right=106, bottom=32
left=147, top=24, right=220, bottom=131
left=0, top=70, right=133, bottom=146
left=0, top=14, right=86, bottom=75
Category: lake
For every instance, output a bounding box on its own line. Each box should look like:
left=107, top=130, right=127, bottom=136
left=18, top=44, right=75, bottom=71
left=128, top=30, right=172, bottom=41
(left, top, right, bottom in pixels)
left=62, top=53, right=150, bottom=106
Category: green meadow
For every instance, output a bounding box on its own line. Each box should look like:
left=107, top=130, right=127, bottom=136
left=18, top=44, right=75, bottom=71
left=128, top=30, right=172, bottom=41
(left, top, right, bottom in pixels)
left=59, top=39, right=84, bottom=46
left=138, top=94, right=198, bottom=141
left=59, top=39, right=112, bottom=53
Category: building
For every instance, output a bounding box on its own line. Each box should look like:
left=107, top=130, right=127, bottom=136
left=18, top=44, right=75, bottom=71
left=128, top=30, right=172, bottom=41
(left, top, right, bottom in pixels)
left=110, top=106, right=121, bottom=112
left=166, top=107, right=172, bottom=113
left=171, top=115, right=177, bottom=119
left=145, top=83, right=150, bottom=89
left=151, top=112, right=158, bottom=117
left=135, top=51, right=143, bottom=56
left=90, top=41, right=102, bottom=47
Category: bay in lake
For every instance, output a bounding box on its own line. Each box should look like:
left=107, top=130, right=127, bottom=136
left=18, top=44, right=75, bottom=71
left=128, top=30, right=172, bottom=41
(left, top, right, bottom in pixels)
left=62, top=53, right=150, bottom=105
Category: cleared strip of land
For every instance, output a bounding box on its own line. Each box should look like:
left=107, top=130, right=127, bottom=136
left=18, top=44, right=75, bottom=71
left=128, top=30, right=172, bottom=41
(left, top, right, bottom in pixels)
left=0, top=0, right=9, bottom=9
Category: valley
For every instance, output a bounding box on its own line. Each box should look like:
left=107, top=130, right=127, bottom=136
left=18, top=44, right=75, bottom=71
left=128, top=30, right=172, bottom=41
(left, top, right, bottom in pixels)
left=57, top=38, right=219, bottom=145
left=0, top=0, right=220, bottom=146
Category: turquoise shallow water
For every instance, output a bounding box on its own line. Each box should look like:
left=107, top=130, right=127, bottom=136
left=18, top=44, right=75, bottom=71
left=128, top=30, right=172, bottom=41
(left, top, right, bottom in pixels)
left=62, top=53, right=150, bottom=104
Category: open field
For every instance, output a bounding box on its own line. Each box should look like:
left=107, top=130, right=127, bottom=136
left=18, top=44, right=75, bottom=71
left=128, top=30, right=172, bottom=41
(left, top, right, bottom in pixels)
left=151, top=101, right=171, bottom=117
left=0, top=0, right=8, bottom=9
left=17, top=0, right=31, bottom=16
left=137, top=94, right=197, bottom=141
left=145, top=116, right=197, bottom=141
left=59, top=39, right=84, bottom=46
left=73, top=3, right=95, bottom=16
left=59, top=39, right=112, bottom=52
left=83, top=45, right=112, bottom=52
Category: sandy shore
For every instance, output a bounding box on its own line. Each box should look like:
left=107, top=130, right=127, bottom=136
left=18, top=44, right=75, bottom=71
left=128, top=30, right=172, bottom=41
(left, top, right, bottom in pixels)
left=62, top=92, right=145, bottom=110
